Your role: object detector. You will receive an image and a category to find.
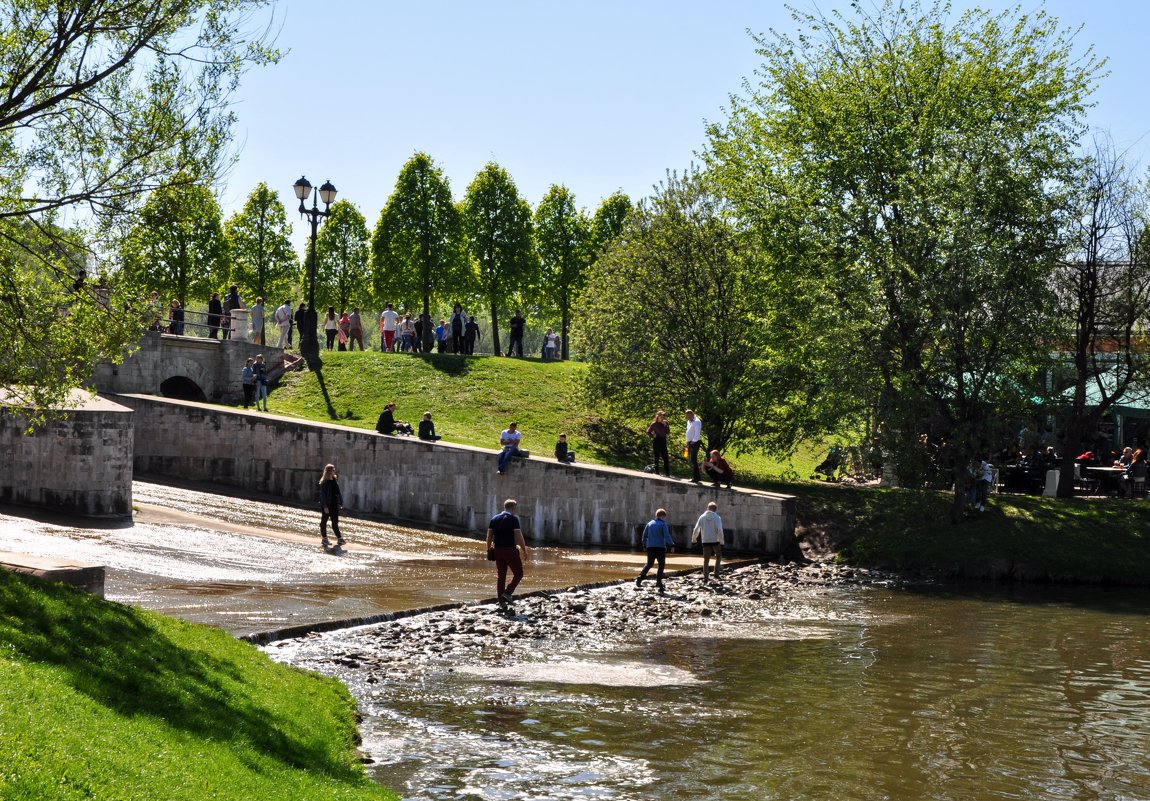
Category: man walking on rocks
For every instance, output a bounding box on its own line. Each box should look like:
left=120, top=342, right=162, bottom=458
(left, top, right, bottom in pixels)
left=486, top=498, right=527, bottom=608
left=636, top=508, right=675, bottom=592
left=691, top=501, right=724, bottom=582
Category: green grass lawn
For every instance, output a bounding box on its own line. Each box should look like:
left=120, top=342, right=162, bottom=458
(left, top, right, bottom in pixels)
left=270, top=351, right=824, bottom=479
left=0, top=570, right=396, bottom=801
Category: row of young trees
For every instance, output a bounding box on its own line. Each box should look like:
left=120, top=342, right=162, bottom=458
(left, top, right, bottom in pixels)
left=119, top=157, right=633, bottom=355
left=578, top=1, right=1150, bottom=519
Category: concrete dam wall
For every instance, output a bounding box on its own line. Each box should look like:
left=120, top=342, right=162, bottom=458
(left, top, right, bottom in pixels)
left=116, top=395, right=797, bottom=554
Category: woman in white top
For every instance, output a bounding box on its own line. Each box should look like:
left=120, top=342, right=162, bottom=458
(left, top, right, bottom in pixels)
left=323, top=306, right=338, bottom=350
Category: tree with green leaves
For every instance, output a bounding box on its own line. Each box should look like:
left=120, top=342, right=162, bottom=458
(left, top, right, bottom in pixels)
left=1053, top=134, right=1150, bottom=497
left=706, top=0, right=1100, bottom=519
left=372, top=153, right=467, bottom=350
left=461, top=163, right=537, bottom=353
left=0, top=222, right=140, bottom=418
left=579, top=170, right=768, bottom=454
left=315, top=200, right=370, bottom=315
left=590, top=191, right=633, bottom=255
left=225, top=183, right=298, bottom=308
left=121, top=177, right=229, bottom=311
left=534, top=185, right=591, bottom=360
left=0, top=0, right=278, bottom=407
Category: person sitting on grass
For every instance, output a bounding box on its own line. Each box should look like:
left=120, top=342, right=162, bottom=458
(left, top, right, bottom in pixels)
left=418, top=412, right=441, bottom=442
left=376, top=402, right=413, bottom=435
left=703, top=449, right=734, bottom=489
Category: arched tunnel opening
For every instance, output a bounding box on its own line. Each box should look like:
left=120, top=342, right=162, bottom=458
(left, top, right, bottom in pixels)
left=160, top=376, right=207, bottom=403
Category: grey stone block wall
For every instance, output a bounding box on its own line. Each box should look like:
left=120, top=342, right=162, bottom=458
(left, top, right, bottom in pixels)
left=117, top=395, right=797, bottom=554
left=0, top=390, right=133, bottom=519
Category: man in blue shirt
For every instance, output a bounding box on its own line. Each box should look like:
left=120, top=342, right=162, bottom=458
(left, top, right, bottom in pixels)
left=486, top=498, right=527, bottom=608
left=636, top=508, right=675, bottom=592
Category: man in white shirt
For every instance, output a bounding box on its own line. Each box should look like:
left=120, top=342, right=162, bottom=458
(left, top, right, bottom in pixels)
left=691, top=501, right=724, bottom=582
left=379, top=303, right=400, bottom=352
left=498, top=422, right=525, bottom=474
left=685, top=409, right=703, bottom=483
left=274, top=299, right=293, bottom=349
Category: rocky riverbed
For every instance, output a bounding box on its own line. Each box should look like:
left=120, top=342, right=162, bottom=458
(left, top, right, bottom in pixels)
left=265, top=557, right=907, bottom=682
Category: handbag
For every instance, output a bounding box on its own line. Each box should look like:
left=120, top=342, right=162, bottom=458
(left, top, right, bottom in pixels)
left=486, top=547, right=496, bottom=561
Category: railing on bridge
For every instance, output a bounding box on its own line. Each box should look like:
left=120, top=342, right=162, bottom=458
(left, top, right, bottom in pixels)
left=152, top=308, right=284, bottom=345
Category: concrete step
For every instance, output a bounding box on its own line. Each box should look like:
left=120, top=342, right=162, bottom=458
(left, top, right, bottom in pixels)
left=0, top=551, right=105, bottom=597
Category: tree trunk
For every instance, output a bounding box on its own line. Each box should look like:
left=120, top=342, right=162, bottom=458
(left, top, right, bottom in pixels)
left=488, top=298, right=501, bottom=357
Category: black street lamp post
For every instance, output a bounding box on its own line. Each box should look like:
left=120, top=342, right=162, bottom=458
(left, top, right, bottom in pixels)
left=293, top=176, right=337, bottom=364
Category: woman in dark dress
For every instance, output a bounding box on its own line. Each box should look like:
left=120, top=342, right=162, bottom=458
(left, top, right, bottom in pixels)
left=318, top=463, right=345, bottom=551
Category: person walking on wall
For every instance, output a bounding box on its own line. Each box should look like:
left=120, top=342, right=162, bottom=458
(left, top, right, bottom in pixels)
left=636, top=508, right=675, bottom=593
left=685, top=409, right=704, bottom=483
left=240, top=357, right=255, bottom=409
left=691, top=501, right=724, bottom=582
left=252, top=353, right=269, bottom=411
left=318, top=463, right=345, bottom=552
left=647, top=410, right=671, bottom=476
left=486, top=498, right=527, bottom=609
left=250, top=296, right=266, bottom=345
left=222, top=285, right=242, bottom=339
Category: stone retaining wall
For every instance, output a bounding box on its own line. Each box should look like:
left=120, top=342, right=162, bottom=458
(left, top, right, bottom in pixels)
left=116, top=395, right=797, bottom=554
left=0, top=389, right=133, bottom=519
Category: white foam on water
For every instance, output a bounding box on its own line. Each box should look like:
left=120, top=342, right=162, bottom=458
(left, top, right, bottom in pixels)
left=455, top=658, right=705, bottom=687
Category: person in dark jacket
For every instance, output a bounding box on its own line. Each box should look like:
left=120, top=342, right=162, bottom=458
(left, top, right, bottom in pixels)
left=207, top=292, right=223, bottom=339
left=418, top=412, right=441, bottom=442
left=555, top=433, right=575, bottom=464
left=318, top=463, right=345, bottom=551
left=376, top=403, right=413, bottom=435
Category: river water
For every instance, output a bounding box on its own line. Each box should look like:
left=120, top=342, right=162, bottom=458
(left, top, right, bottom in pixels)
left=273, top=580, right=1150, bottom=801
left=4, top=482, right=1149, bottom=798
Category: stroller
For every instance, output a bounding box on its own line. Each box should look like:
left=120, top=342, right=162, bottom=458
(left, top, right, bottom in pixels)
left=812, top=446, right=845, bottom=482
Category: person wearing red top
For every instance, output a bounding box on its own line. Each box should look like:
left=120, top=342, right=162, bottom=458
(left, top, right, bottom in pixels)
left=703, top=449, right=734, bottom=489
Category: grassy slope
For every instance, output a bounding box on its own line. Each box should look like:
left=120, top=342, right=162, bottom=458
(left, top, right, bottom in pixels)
left=272, top=353, right=1150, bottom=582
left=271, top=351, right=822, bottom=478
left=0, top=571, right=395, bottom=801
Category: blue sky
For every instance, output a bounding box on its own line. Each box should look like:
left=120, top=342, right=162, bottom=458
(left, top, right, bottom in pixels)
left=221, top=1, right=1150, bottom=248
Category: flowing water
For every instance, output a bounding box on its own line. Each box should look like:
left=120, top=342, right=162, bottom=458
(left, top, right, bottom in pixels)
left=275, top=583, right=1150, bottom=801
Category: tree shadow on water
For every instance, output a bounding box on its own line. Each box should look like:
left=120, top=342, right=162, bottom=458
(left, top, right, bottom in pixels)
left=0, top=572, right=361, bottom=780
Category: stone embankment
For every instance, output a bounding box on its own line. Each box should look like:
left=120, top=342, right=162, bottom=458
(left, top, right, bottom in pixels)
left=263, top=559, right=906, bottom=677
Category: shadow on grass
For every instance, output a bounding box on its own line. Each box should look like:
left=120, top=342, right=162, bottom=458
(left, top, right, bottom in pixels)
left=423, top=352, right=476, bottom=377
left=0, top=572, right=362, bottom=780
left=312, top=365, right=339, bottom=420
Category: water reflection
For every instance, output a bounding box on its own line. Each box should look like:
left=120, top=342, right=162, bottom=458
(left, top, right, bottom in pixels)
left=277, top=584, right=1150, bottom=800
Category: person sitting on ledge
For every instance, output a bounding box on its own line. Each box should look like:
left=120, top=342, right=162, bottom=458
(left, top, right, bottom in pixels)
left=555, top=432, right=575, bottom=464
left=703, top=449, right=734, bottom=489
left=418, top=412, right=441, bottom=442
left=376, top=402, right=413, bottom=435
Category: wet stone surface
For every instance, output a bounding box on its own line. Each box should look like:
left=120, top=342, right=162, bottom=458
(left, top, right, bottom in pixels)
left=267, top=559, right=904, bottom=675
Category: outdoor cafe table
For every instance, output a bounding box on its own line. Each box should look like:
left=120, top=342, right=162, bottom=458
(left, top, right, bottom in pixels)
left=1086, top=466, right=1125, bottom=496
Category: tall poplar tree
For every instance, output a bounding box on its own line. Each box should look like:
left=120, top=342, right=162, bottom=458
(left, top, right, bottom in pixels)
left=372, top=153, right=466, bottom=350
left=225, top=183, right=298, bottom=306
left=314, top=200, right=370, bottom=315
left=707, top=0, right=1100, bottom=519
left=121, top=177, right=229, bottom=309
left=534, top=184, right=591, bottom=360
left=461, top=163, right=537, bottom=352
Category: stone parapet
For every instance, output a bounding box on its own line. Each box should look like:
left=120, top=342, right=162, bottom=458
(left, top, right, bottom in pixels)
left=0, top=389, right=133, bottom=519
left=116, top=395, right=797, bottom=554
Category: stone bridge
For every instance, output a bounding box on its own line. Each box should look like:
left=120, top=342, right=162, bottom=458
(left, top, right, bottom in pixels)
left=92, top=315, right=295, bottom=405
